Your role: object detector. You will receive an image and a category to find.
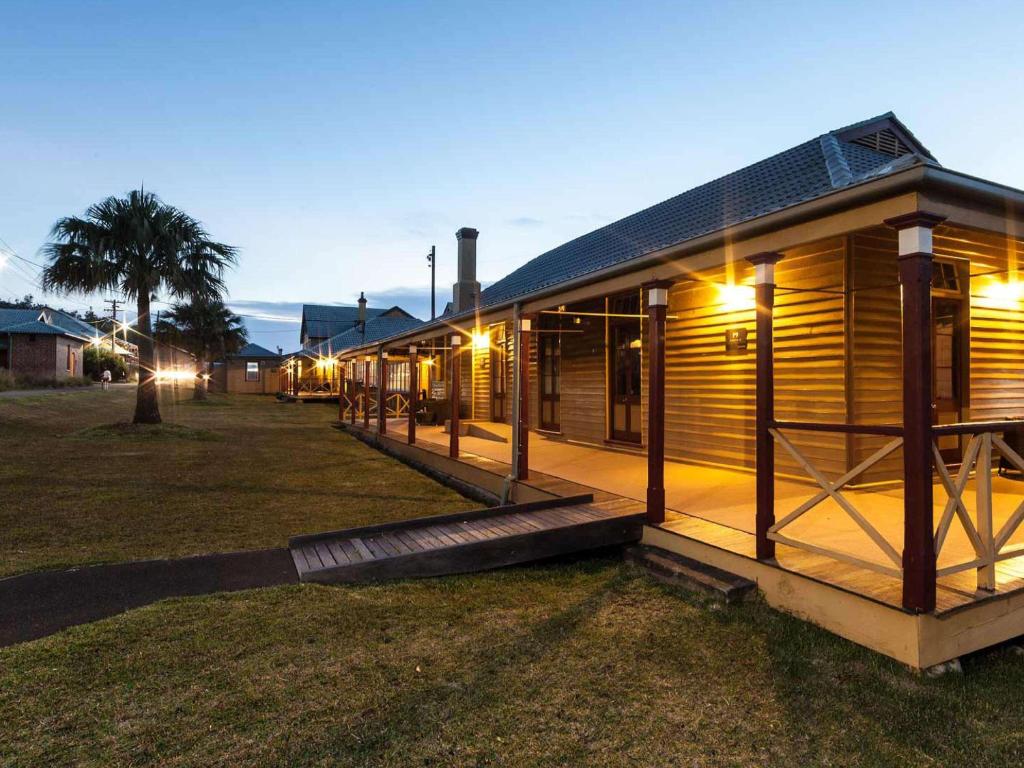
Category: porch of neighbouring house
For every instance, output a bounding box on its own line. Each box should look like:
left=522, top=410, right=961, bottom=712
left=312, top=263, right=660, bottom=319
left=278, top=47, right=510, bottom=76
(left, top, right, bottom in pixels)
left=343, top=416, right=1024, bottom=668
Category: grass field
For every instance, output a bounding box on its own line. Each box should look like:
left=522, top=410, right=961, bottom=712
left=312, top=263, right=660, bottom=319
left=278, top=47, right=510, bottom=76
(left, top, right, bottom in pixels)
left=0, top=387, right=472, bottom=577
left=4, top=388, right=1024, bottom=767
left=4, top=559, right=1024, bottom=767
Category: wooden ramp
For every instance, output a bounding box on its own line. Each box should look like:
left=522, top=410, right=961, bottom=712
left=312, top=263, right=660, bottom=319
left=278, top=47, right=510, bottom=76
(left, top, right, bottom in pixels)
left=289, top=494, right=645, bottom=584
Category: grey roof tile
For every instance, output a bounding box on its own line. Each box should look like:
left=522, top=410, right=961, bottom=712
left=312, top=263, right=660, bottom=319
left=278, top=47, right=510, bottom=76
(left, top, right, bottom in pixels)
left=476, top=113, right=936, bottom=311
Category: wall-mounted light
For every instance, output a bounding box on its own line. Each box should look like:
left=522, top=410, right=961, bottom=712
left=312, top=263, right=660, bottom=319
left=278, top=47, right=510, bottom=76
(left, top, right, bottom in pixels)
left=976, top=278, right=1024, bottom=310
left=471, top=330, right=489, bottom=349
left=716, top=283, right=755, bottom=311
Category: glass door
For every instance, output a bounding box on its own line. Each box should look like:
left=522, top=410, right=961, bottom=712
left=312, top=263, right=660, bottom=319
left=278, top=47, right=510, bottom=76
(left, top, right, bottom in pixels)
left=491, top=328, right=506, bottom=422
left=539, top=334, right=560, bottom=431
left=609, top=292, right=642, bottom=444
left=932, top=297, right=964, bottom=464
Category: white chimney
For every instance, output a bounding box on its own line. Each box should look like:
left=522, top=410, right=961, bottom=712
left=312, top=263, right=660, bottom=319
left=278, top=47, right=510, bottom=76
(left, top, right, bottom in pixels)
left=452, top=227, right=480, bottom=314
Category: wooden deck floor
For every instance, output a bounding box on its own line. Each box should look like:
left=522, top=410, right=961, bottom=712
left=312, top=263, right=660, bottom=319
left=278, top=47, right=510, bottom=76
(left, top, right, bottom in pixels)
left=290, top=494, right=645, bottom=584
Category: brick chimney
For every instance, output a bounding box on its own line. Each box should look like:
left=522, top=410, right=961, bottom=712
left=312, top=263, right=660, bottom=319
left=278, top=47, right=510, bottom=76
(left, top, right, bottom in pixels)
left=452, top=227, right=480, bottom=314
left=357, top=291, right=367, bottom=327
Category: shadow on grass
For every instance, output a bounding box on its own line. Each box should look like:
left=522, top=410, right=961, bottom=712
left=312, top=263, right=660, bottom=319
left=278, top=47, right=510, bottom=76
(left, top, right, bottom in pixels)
left=290, top=563, right=633, bottom=764
left=68, top=422, right=222, bottom=442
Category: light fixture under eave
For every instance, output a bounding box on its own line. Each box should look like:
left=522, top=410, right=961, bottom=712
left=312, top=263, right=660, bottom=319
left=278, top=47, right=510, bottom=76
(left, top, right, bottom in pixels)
left=471, top=330, right=489, bottom=350
left=716, top=283, right=755, bottom=311
left=976, top=278, right=1024, bottom=311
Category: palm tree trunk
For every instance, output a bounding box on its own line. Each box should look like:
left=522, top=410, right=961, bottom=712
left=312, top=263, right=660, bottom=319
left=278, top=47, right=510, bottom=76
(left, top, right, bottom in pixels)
left=193, top=355, right=208, bottom=401
left=133, top=292, right=162, bottom=424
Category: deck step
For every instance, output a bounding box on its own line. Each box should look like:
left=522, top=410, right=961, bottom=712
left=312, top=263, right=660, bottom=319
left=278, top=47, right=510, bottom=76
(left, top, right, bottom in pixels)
left=625, top=545, right=756, bottom=603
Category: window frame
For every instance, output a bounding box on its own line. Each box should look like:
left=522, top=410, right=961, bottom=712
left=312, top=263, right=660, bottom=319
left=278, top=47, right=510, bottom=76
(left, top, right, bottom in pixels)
left=245, top=361, right=261, bottom=382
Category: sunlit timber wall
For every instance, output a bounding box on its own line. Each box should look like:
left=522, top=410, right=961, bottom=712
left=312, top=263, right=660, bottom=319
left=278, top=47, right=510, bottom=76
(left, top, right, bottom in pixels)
left=658, top=237, right=848, bottom=477
left=851, top=224, right=1024, bottom=483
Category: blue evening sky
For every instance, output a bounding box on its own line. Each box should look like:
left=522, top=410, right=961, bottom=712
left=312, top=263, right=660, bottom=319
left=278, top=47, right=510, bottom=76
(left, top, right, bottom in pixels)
left=1, top=0, right=1022, bottom=347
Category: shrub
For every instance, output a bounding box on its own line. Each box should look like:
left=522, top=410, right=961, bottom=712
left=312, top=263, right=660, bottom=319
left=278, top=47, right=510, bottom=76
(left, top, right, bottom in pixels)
left=0, top=373, right=94, bottom=390
left=84, top=346, right=128, bottom=381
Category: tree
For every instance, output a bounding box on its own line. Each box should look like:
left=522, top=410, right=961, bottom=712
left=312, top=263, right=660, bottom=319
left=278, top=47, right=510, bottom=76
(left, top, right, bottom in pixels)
left=41, top=190, right=236, bottom=423
left=155, top=298, right=248, bottom=400
left=84, top=345, right=128, bottom=381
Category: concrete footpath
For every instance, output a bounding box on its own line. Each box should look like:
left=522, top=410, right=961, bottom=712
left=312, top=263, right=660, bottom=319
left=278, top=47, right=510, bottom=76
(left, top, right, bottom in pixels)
left=0, top=548, right=297, bottom=646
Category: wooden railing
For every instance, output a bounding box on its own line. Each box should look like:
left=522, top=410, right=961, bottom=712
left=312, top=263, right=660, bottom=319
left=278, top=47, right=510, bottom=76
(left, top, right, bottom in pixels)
left=932, top=421, right=1024, bottom=590
left=767, top=419, right=1024, bottom=591
left=768, top=421, right=904, bottom=578
left=385, top=391, right=409, bottom=418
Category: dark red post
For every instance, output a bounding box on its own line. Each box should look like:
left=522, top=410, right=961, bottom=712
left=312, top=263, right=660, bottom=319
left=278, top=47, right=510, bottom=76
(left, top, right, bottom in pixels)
left=362, top=358, right=371, bottom=430
left=887, top=211, right=945, bottom=613
left=408, top=345, right=418, bottom=445
left=342, top=364, right=350, bottom=423
left=349, top=362, right=356, bottom=425
left=747, top=252, right=784, bottom=560
left=378, top=350, right=388, bottom=435
left=644, top=282, right=672, bottom=525
left=516, top=315, right=534, bottom=480
left=449, top=335, right=462, bottom=458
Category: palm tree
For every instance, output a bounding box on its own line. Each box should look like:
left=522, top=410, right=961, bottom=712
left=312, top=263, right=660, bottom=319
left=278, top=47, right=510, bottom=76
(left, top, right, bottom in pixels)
left=155, top=299, right=248, bottom=400
left=42, top=190, right=236, bottom=423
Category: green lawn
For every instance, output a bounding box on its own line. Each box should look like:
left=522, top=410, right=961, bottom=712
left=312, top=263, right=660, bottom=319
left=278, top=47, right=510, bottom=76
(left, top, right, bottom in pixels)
left=5, top=388, right=1024, bottom=767
left=0, top=387, right=471, bottom=577
left=4, top=560, right=1024, bottom=767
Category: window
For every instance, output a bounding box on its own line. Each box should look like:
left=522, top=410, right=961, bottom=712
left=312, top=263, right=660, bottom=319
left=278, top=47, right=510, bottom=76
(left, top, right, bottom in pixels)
left=932, top=261, right=962, bottom=293
left=66, top=346, right=72, bottom=371
left=245, top=361, right=260, bottom=381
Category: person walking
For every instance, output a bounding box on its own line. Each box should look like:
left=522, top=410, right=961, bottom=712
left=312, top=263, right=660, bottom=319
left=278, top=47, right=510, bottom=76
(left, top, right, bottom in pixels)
left=101, top=368, right=112, bottom=391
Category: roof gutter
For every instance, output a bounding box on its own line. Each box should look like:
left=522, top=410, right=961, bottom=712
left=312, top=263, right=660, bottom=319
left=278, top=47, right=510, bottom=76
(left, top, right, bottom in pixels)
left=338, top=162, right=1024, bottom=358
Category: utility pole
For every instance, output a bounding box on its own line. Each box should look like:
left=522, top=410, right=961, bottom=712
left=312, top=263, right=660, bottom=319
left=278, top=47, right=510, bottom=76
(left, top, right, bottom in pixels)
left=103, top=299, right=119, bottom=350
left=427, top=245, right=436, bottom=320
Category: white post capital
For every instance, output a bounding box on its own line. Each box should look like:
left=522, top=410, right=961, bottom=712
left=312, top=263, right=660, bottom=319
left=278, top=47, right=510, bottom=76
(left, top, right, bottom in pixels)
left=884, top=211, right=946, bottom=257
left=746, top=252, right=784, bottom=285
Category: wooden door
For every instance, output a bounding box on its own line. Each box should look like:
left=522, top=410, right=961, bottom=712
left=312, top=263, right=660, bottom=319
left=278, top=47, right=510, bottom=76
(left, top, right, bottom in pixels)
left=539, top=334, right=560, bottom=431
left=932, top=297, right=964, bottom=463
left=491, top=335, right=506, bottom=422
left=610, top=321, right=642, bottom=443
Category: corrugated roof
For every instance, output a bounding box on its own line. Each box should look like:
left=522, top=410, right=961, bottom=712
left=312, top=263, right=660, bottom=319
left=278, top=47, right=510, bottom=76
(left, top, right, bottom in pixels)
left=307, top=314, right=425, bottom=357
left=0, top=320, right=74, bottom=336
left=0, top=309, right=44, bottom=327
left=233, top=342, right=281, bottom=358
left=300, top=304, right=389, bottom=341
left=476, top=112, right=936, bottom=311
left=45, top=309, right=100, bottom=341
left=0, top=308, right=96, bottom=341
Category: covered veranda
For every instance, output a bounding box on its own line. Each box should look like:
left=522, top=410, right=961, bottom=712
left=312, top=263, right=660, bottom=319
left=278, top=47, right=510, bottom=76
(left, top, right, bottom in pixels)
left=368, top=416, right=1024, bottom=611
left=333, top=203, right=1024, bottom=667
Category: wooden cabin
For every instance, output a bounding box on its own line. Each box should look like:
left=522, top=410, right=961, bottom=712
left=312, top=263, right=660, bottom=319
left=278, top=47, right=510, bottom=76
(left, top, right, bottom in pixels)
left=333, top=112, right=1024, bottom=669
left=282, top=308, right=423, bottom=400
left=213, top=343, right=282, bottom=394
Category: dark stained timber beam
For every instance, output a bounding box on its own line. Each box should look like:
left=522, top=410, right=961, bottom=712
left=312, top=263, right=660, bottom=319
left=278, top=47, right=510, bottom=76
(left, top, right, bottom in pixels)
left=379, top=349, right=388, bottom=436
left=644, top=281, right=673, bottom=525
left=747, top=251, right=784, bottom=560
left=363, top=358, right=371, bottom=430
left=450, top=334, right=461, bottom=458
left=886, top=211, right=945, bottom=613
left=408, top=344, right=418, bottom=445
left=516, top=315, right=535, bottom=481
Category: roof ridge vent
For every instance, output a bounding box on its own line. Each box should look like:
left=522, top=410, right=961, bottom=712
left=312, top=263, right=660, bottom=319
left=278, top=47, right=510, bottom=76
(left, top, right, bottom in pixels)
left=849, top=127, right=912, bottom=158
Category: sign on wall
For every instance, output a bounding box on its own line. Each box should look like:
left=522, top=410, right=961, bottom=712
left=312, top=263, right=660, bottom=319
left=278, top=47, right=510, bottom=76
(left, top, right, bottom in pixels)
left=725, top=327, right=748, bottom=354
